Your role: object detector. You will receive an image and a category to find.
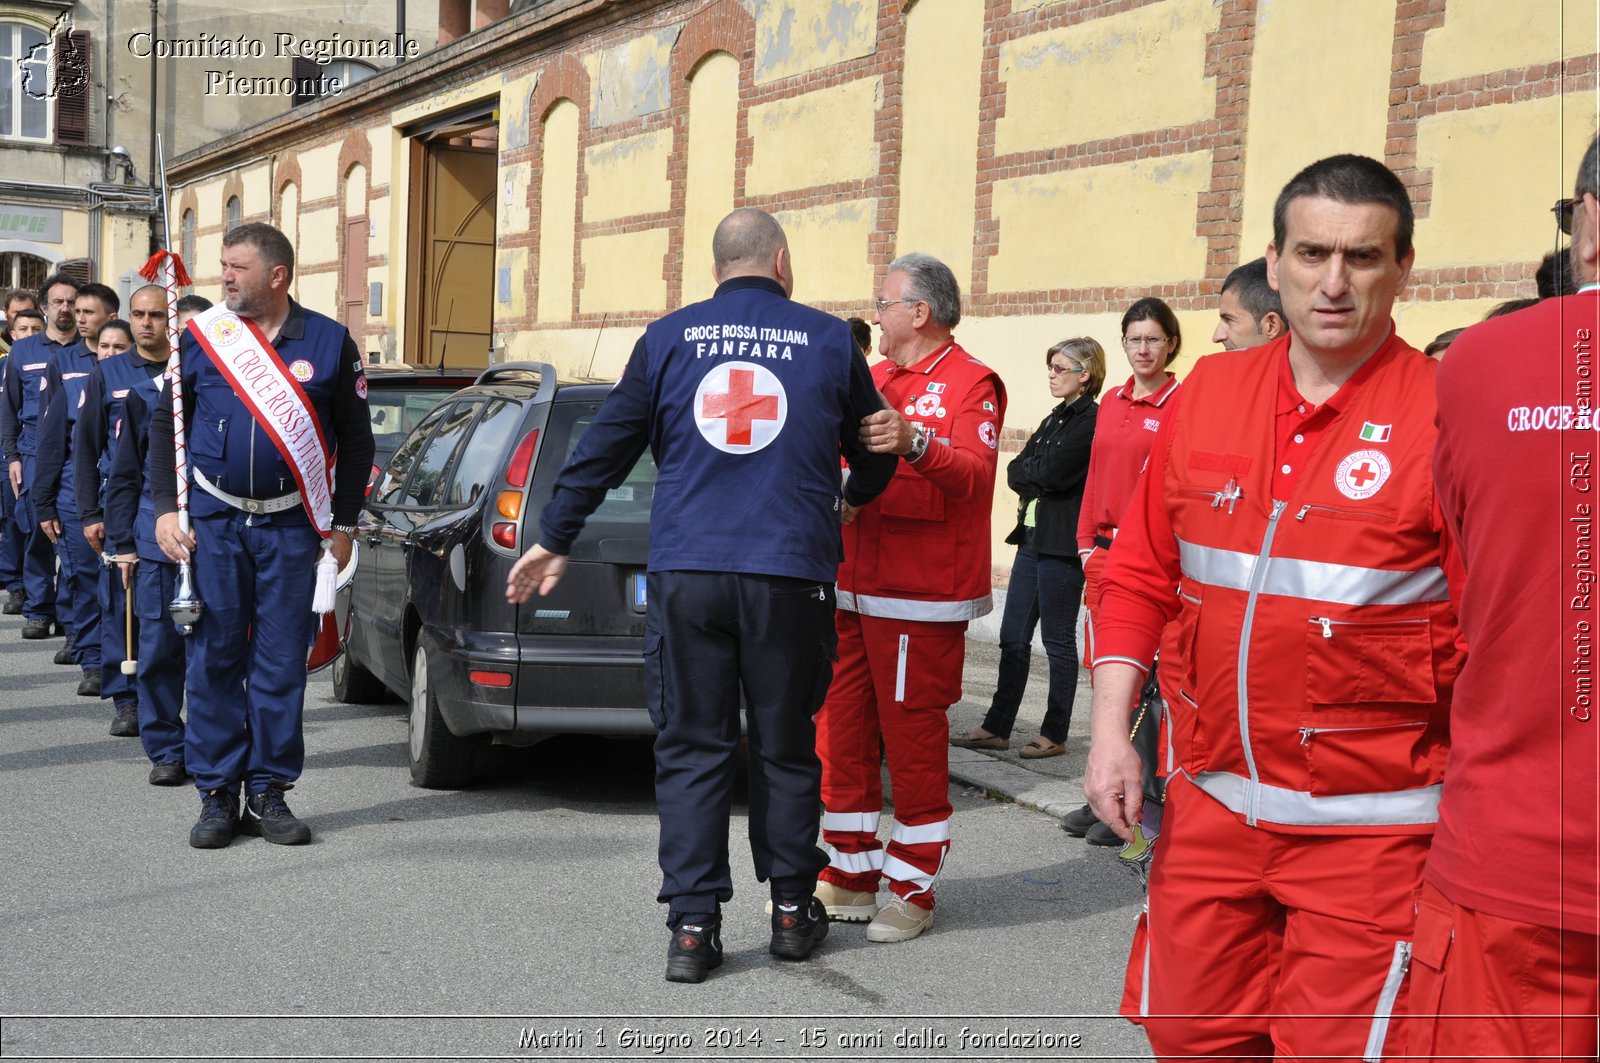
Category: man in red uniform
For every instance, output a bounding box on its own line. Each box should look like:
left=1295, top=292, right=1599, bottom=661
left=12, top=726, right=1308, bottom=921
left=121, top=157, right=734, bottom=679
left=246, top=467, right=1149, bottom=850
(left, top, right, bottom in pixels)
left=814, top=252, right=1005, bottom=943
left=1411, top=137, right=1600, bottom=1062
left=1085, top=154, right=1464, bottom=1061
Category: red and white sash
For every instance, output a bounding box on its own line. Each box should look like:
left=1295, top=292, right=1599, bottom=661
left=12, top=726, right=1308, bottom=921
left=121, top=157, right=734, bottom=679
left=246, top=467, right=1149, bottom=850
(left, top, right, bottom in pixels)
left=187, top=305, right=333, bottom=537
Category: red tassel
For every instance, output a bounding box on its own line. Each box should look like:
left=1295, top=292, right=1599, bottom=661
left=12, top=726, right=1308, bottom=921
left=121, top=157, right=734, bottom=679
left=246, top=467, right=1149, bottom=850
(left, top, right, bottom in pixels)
left=137, top=249, right=192, bottom=288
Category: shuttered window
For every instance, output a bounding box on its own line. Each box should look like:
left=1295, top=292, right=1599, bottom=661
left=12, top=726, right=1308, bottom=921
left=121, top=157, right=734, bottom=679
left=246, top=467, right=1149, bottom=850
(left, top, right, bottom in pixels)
left=53, top=29, right=90, bottom=146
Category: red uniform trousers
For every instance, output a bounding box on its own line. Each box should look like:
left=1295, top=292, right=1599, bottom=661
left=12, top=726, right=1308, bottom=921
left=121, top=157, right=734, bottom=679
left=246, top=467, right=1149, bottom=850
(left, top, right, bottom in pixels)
left=1082, top=545, right=1107, bottom=670
left=814, top=610, right=964, bottom=909
left=1405, top=881, right=1598, bottom=1062
left=1124, top=774, right=1424, bottom=1062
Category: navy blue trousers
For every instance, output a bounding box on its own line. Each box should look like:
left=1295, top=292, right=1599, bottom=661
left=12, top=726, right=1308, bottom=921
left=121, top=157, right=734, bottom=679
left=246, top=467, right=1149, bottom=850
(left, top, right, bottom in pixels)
left=647, top=570, right=834, bottom=929
left=16, top=455, right=57, bottom=622
left=0, top=471, right=21, bottom=593
left=57, top=498, right=99, bottom=667
left=134, top=558, right=185, bottom=766
left=184, top=512, right=318, bottom=794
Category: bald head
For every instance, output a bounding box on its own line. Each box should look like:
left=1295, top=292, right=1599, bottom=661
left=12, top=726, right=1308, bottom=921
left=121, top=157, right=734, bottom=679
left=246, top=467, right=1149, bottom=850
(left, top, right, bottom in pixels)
left=711, top=208, right=792, bottom=292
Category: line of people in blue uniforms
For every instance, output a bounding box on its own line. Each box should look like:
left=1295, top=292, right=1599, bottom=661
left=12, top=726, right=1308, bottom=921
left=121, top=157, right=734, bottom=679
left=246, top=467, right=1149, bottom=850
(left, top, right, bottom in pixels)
left=0, top=273, right=208, bottom=786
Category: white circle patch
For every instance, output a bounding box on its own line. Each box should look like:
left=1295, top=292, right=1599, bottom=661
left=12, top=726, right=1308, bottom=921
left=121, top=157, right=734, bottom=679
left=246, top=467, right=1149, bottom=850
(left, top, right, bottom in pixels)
left=289, top=359, right=315, bottom=383
left=979, top=421, right=999, bottom=449
left=1335, top=449, right=1392, bottom=500
left=695, top=362, right=787, bottom=454
left=914, top=393, right=940, bottom=417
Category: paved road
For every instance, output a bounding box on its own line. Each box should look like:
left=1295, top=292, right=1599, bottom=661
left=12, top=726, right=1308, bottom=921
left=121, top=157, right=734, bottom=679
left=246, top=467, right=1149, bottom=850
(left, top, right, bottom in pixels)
left=0, top=608, right=1150, bottom=1062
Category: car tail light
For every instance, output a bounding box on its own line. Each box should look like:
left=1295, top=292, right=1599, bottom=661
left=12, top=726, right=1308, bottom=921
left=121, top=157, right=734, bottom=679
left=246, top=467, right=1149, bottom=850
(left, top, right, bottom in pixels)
left=469, top=669, right=513, bottom=688
left=364, top=463, right=381, bottom=498
left=491, top=522, right=517, bottom=549
left=496, top=491, right=522, bottom=520
left=506, top=429, right=539, bottom=488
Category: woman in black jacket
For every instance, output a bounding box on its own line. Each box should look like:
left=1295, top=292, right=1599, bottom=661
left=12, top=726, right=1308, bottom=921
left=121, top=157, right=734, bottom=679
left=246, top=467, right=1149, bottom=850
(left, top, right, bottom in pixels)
left=952, top=338, right=1102, bottom=757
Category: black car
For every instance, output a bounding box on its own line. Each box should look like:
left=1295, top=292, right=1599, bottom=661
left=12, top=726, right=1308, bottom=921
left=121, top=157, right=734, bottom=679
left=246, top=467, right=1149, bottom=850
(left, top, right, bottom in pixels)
left=334, top=362, right=655, bottom=788
left=358, top=363, right=481, bottom=493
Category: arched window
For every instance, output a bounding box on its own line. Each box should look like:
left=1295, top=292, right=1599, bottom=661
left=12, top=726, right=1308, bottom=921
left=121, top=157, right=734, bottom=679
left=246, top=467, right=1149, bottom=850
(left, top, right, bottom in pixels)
left=181, top=209, right=196, bottom=278
left=0, top=251, right=49, bottom=291
left=0, top=21, right=51, bottom=141
left=225, top=195, right=241, bottom=233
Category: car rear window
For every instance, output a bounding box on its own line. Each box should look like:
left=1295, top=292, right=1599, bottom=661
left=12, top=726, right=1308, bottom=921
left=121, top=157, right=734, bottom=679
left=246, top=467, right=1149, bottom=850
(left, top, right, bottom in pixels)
left=532, top=400, right=655, bottom=562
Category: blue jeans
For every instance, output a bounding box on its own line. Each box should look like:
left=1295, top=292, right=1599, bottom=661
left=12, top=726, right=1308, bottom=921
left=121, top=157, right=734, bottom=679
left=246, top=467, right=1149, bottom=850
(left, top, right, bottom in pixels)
left=980, top=540, right=1083, bottom=744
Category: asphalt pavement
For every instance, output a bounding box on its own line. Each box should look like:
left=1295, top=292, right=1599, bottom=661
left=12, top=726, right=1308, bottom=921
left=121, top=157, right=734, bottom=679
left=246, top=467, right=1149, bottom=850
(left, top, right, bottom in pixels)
left=0, top=604, right=1148, bottom=1063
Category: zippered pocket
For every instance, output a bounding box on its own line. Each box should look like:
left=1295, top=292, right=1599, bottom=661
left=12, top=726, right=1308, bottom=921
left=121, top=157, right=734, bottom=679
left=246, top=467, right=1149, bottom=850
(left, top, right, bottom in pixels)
left=1306, top=616, right=1435, bottom=705
left=1293, top=502, right=1398, bottom=525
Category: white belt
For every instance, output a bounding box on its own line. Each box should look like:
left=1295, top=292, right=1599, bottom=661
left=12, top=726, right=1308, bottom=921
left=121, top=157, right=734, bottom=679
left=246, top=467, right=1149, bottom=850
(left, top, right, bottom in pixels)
left=194, top=468, right=302, bottom=515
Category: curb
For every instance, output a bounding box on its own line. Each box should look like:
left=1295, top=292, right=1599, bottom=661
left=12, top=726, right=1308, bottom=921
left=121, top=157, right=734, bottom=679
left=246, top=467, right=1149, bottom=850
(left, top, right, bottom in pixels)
left=947, top=746, right=1085, bottom=821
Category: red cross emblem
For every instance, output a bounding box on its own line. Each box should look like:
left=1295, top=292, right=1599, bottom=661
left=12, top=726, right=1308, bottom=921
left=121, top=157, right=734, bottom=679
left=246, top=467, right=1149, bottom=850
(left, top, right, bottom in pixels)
left=1347, top=461, right=1379, bottom=488
left=1335, top=449, right=1391, bottom=500
left=695, top=363, right=788, bottom=453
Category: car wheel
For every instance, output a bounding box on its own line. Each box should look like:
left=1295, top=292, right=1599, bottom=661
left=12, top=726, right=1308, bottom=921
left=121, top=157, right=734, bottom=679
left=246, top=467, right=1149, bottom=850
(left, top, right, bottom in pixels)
left=408, top=643, right=480, bottom=789
left=332, top=649, right=389, bottom=704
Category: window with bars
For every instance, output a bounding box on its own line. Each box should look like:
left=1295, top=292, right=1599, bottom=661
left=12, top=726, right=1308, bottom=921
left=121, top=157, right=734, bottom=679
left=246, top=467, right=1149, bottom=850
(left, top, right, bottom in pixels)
left=226, top=196, right=241, bottom=233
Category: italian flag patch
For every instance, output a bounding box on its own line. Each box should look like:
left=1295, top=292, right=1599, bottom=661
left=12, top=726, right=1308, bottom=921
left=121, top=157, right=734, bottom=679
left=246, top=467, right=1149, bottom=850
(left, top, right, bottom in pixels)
left=1359, top=422, right=1391, bottom=443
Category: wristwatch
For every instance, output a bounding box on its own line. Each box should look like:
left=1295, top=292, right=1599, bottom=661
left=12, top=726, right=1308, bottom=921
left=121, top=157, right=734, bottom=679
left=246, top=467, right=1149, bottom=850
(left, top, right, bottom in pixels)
left=905, top=425, right=930, bottom=463
left=332, top=523, right=357, bottom=536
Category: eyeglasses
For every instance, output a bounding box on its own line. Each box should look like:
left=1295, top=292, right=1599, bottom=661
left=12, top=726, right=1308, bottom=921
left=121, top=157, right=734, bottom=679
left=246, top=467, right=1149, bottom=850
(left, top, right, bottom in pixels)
left=1123, top=335, right=1170, bottom=351
left=1554, top=197, right=1580, bottom=236
left=1047, top=363, right=1086, bottom=376
left=874, top=297, right=922, bottom=313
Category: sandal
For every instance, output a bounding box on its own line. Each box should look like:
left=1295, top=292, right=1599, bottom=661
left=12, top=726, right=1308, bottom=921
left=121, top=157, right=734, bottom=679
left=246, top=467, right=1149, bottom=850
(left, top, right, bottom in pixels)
left=950, top=730, right=1009, bottom=750
left=1018, top=738, right=1066, bottom=759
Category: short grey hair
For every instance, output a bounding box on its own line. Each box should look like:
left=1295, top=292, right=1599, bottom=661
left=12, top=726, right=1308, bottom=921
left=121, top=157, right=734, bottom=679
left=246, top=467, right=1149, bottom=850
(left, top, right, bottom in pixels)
left=888, top=252, right=961, bottom=329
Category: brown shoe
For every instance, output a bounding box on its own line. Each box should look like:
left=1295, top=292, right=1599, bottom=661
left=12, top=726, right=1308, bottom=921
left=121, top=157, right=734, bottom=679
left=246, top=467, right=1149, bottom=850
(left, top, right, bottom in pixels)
left=1018, top=738, right=1066, bottom=760
left=949, top=730, right=1008, bottom=750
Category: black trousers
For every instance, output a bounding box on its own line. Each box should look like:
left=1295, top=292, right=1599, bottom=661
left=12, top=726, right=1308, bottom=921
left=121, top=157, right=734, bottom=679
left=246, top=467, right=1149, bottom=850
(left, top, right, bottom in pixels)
left=647, top=570, right=835, bottom=928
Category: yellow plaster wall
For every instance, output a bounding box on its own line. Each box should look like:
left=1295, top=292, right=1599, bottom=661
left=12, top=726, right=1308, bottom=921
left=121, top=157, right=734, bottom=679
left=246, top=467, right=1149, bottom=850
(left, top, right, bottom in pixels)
left=390, top=74, right=502, bottom=128
left=298, top=206, right=340, bottom=268
left=988, top=151, right=1212, bottom=291
left=506, top=326, right=639, bottom=380
left=367, top=194, right=390, bottom=252
left=536, top=100, right=580, bottom=323
left=584, top=130, right=672, bottom=223
left=1238, top=0, right=1395, bottom=260
left=777, top=199, right=876, bottom=306
left=296, top=270, right=338, bottom=317
left=367, top=128, right=393, bottom=188
left=682, top=52, right=740, bottom=305
left=996, top=0, right=1218, bottom=156
left=898, top=0, right=983, bottom=287
left=745, top=77, right=880, bottom=195
left=241, top=165, right=271, bottom=216
left=579, top=230, right=670, bottom=315
left=498, top=245, right=528, bottom=320
left=753, top=0, right=878, bottom=85
left=274, top=182, right=297, bottom=299
left=1415, top=94, right=1600, bottom=268
left=296, top=143, right=343, bottom=199
left=344, top=164, right=368, bottom=216
left=1394, top=299, right=1501, bottom=352
left=1421, top=0, right=1598, bottom=84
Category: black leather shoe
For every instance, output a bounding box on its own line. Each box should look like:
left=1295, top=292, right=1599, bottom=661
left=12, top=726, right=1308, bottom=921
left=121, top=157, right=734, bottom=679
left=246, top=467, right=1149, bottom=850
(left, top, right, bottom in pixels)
left=21, top=617, right=55, bottom=639
left=53, top=634, right=76, bottom=665
left=1061, top=803, right=1099, bottom=837
left=77, top=667, right=101, bottom=697
left=2, top=589, right=22, bottom=615
left=148, top=761, right=188, bottom=786
left=769, top=897, right=830, bottom=960
left=665, top=922, right=723, bottom=983
left=190, top=789, right=240, bottom=849
left=1086, top=819, right=1123, bottom=847
left=241, top=786, right=311, bottom=845
left=109, top=703, right=139, bottom=737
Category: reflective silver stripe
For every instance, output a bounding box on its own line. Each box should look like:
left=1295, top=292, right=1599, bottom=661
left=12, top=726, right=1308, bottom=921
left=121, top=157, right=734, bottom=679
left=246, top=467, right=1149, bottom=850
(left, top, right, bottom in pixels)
left=1178, top=538, right=1449, bottom=606
left=889, top=818, right=950, bottom=845
left=1188, top=770, right=1442, bottom=827
left=1236, top=500, right=1288, bottom=825
left=824, top=845, right=884, bottom=874
left=883, top=852, right=944, bottom=899
left=892, top=633, right=908, bottom=701
left=1139, top=898, right=1152, bottom=1018
left=822, top=811, right=880, bottom=834
left=836, top=589, right=993, bottom=622
left=1363, top=940, right=1412, bottom=1062
left=1091, top=654, right=1150, bottom=674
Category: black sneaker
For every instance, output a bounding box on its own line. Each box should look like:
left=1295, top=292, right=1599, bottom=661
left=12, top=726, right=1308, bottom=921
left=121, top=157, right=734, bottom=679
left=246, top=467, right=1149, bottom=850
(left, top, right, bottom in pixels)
left=769, top=897, right=830, bottom=960
left=2, top=589, right=22, bottom=615
left=77, top=667, right=101, bottom=697
left=190, top=789, right=240, bottom=849
left=148, top=761, right=188, bottom=786
left=241, top=786, right=312, bottom=845
left=1086, top=819, right=1123, bottom=847
left=1061, top=803, right=1099, bottom=837
left=53, top=633, right=76, bottom=665
left=109, top=702, right=139, bottom=737
left=21, top=617, right=55, bottom=639
left=665, top=922, right=724, bottom=983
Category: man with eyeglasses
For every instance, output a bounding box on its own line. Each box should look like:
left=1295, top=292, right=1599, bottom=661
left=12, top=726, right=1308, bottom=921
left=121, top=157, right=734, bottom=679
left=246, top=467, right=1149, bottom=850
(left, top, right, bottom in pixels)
left=1409, top=136, right=1600, bottom=1062
left=0, top=273, right=79, bottom=639
left=1085, top=155, right=1464, bottom=1060
left=811, top=252, right=1006, bottom=944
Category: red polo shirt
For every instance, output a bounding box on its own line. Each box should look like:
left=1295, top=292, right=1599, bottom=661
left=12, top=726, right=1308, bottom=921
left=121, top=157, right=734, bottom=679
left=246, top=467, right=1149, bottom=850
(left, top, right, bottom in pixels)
left=1076, top=373, right=1181, bottom=552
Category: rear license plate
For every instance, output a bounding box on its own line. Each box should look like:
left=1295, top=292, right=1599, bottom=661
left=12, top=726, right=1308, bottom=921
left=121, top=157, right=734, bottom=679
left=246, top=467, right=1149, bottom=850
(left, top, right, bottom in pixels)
left=632, top=572, right=647, bottom=611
